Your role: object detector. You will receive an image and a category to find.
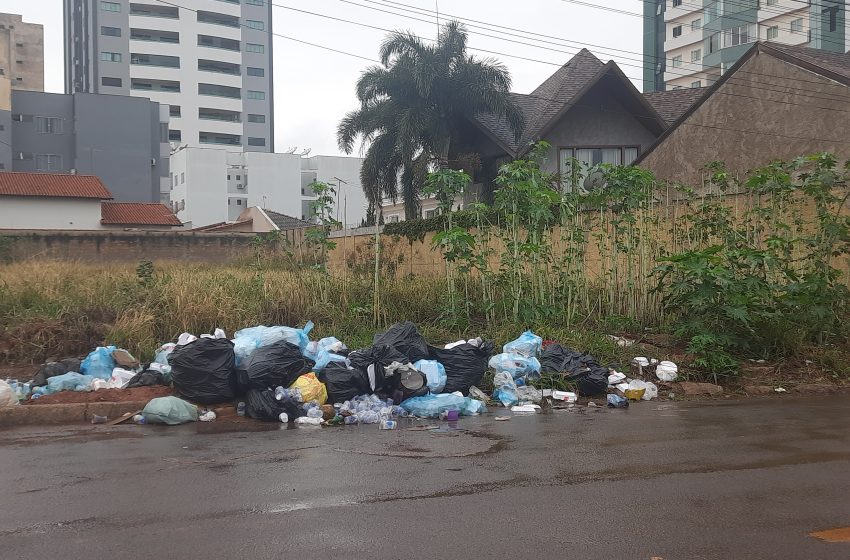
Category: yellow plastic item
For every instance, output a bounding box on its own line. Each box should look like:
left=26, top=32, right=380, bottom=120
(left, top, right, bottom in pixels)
left=290, top=373, right=328, bottom=405
left=624, top=388, right=646, bottom=401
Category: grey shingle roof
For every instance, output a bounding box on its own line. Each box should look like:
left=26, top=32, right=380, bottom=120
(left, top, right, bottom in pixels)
left=474, top=49, right=607, bottom=155
left=264, top=210, right=314, bottom=230
left=643, top=88, right=707, bottom=124
left=762, top=43, right=850, bottom=83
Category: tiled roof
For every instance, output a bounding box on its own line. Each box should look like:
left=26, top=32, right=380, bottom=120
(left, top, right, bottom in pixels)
left=264, top=210, right=314, bottom=230
left=643, top=88, right=707, bottom=124
left=474, top=92, right=539, bottom=155
left=192, top=220, right=252, bottom=232
left=763, top=43, right=850, bottom=83
left=101, top=202, right=182, bottom=226
left=0, top=172, right=112, bottom=199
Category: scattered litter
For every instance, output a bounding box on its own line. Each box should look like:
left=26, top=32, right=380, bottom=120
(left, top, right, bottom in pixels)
left=294, top=416, right=323, bottom=426
left=400, top=393, right=485, bottom=418
left=607, top=335, right=635, bottom=347
left=607, top=394, right=629, bottom=408
left=413, top=359, right=447, bottom=394
left=774, top=387, right=787, bottom=393
left=90, top=414, right=108, bottom=424
left=503, top=330, right=543, bottom=358
left=510, top=404, right=540, bottom=413
left=539, top=343, right=608, bottom=396
left=488, top=353, right=542, bottom=379
left=199, top=410, right=217, bottom=422
left=494, top=416, right=511, bottom=421
left=551, top=390, right=577, bottom=402
left=608, top=371, right=627, bottom=385
left=80, top=346, right=117, bottom=380
left=141, top=396, right=199, bottom=425
left=655, top=361, right=679, bottom=382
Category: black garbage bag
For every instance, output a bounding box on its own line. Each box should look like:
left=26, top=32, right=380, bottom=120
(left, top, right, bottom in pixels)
left=31, top=358, right=82, bottom=387
left=428, top=341, right=495, bottom=395
left=244, top=340, right=314, bottom=391
left=126, top=369, right=166, bottom=388
left=347, top=345, right=407, bottom=397
left=373, top=321, right=429, bottom=363
left=539, top=343, right=609, bottom=397
left=245, top=388, right=304, bottom=422
left=319, top=361, right=371, bottom=404
left=169, top=338, right=236, bottom=404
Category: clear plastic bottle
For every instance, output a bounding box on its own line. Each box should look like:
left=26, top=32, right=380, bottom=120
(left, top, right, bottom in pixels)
left=294, top=416, right=322, bottom=426
left=278, top=412, right=289, bottom=423
left=344, top=415, right=358, bottom=425
left=133, top=414, right=146, bottom=424
left=306, top=408, right=323, bottom=419
left=274, top=386, right=285, bottom=401
left=236, top=402, right=246, bottom=416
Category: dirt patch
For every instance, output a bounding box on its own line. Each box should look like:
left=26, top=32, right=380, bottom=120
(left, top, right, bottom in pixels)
left=23, top=386, right=173, bottom=405
left=0, top=317, right=106, bottom=364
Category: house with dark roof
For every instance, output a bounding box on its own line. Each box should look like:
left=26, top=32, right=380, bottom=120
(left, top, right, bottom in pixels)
left=0, top=171, right=181, bottom=230
left=637, top=43, right=850, bottom=186
left=192, top=207, right=313, bottom=233
left=456, top=49, right=704, bottom=192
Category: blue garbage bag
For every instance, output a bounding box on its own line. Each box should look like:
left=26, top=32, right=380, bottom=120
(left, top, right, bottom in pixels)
left=413, top=359, right=447, bottom=393
left=488, top=353, right=541, bottom=379
left=42, top=372, right=95, bottom=395
left=503, top=330, right=542, bottom=358
left=400, top=393, right=486, bottom=418
left=304, top=337, right=349, bottom=372
left=232, top=322, right=314, bottom=366
left=312, top=349, right=349, bottom=372
left=80, top=346, right=117, bottom=380
left=491, top=371, right=518, bottom=407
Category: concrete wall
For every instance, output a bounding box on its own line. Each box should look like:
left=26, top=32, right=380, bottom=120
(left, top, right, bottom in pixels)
left=170, top=146, right=229, bottom=227
left=244, top=151, right=302, bottom=217
left=0, top=13, right=44, bottom=92
left=639, top=50, right=850, bottom=185
left=0, top=197, right=102, bottom=230
left=301, top=155, right=368, bottom=228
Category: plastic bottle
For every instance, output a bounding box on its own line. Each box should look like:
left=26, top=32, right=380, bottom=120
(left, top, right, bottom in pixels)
left=607, top=394, right=629, bottom=409
left=91, top=414, right=108, bottom=424
left=294, top=416, right=322, bottom=426
left=236, top=401, right=246, bottom=416
left=344, top=415, right=358, bottom=425
left=278, top=412, right=289, bottom=423
left=274, top=386, right=285, bottom=401
left=307, top=408, right=324, bottom=419
left=380, top=419, right=397, bottom=430
left=133, top=414, right=146, bottom=424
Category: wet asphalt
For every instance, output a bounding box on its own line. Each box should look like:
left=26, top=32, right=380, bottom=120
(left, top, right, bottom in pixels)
left=1, top=395, right=849, bottom=559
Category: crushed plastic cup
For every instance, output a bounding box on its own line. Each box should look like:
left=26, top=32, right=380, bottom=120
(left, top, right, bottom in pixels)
left=379, top=419, right=397, bottom=430
left=439, top=410, right=460, bottom=421
left=551, top=390, right=577, bottom=402
left=91, top=414, right=108, bottom=424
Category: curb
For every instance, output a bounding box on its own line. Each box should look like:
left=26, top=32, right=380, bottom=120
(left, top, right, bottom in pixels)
left=0, top=401, right=149, bottom=428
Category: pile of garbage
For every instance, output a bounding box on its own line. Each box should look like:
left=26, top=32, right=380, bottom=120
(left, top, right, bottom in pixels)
left=0, top=322, right=679, bottom=427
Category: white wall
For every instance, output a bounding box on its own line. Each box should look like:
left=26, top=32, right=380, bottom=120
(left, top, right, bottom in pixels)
left=302, top=155, right=368, bottom=228
left=243, top=151, right=303, bottom=218
left=0, top=197, right=102, bottom=230
left=170, top=146, right=230, bottom=227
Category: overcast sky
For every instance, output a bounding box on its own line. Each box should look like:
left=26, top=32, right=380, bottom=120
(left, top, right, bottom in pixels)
left=0, top=0, right=644, bottom=156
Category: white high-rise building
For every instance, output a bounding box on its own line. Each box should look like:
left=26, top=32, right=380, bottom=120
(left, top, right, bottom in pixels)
left=64, top=0, right=274, bottom=150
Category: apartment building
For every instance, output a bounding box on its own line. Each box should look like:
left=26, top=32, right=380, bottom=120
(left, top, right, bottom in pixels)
left=169, top=147, right=367, bottom=229
left=644, top=0, right=849, bottom=91
left=0, top=13, right=44, bottom=92
left=64, top=0, right=274, bottom=151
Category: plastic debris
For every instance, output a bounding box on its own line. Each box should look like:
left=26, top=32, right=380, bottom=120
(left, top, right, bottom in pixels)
left=413, top=359, right=447, bottom=394
left=492, top=371, right=519, bottom=407
left=607, top=335, right=635, bottom=347
left=503, top=330, right=543, bottom=358
left=80, top=346, right=117, bottom=380
left=608, top=371, right=627, bottom=385
left=294, top=416, right=323, bottom=426
left=290, top=373, right=328, bottom=405
left=0, top=380, right=19, bottom=409
left=655, top=361, right=679, bottom=382
left=199, top=410, right=217, bottom=422
left=551, top=390, right=577, bottom=402
left=42, top=372, right=95, bottom=395
left=399, top=393, right=486, bottom=418
left=232, top=322, right=314, bottom=366
left=510, top=404, right=540, bottom=413
left=141, top=396, right=199, bottom=425
left=488, top=353, right=542, bottom=379
left=607, top=394, right=629, bottom=408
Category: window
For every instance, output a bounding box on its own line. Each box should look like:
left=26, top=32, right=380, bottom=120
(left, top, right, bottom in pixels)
left=386, top=215, right=399, bottom=223
left=766, top=0, right=777, bottom=5
left=198, top=59, right=240, bottom=75
left=247, top=90, right=265, bottom=100
left=672, top=25, right=682, bottom=38
left=101, top=1, right=120, bottom=12
left=247, top=137, right=266, bottom=146
left=823, top=5, right=839, bottom=33
left=723, top=24, right=756, bottom=48
left=671, top=55, right=682, bottom=68
left=172, top=174, right=177, bottom=187
left=197, top=34, right=240, bottom=51
left=236, top=175, right=241, bottom=180
left=15, top=42, right=22, bottom=47
left=131, top=28, right=179, bottom=43
left=690, top=48, right=701, bottom=62
left=236, top=183, right=243, bottom=188
left=131, top=53, right=180, bottom=68
left=168, top=129, right=182, bottom=141
left=199, top=83, right=241, bottom=98
left=766, top=25, right=778, bottom=40
left=247, top=113, right=266, bottom=123
left=691, top=80, right=701, bottom=88
left=672, top=0, right=682, bottom=6
left=131, top=78, right=180, bottom=92
left=199, top=107, right=241, bottom=122
left=707, top=32, right=720, bottom=54
left=36, top=154, right=62, bottom=172
left=246, top=0, right=265, bottom=4
left=129, top=3, right=178, bottom=19
left=559, top=147, right=639, bottom=189
left=199, top=132, right=241, bottom=145
left=101, top=26, right=121, bottom=37
left=424, top=209, right=438, bottom=219
left=236, top=199, right=242, bottom=206
left=101, top=76, right=122, bottom=87
left=246, top=66, right=265, bottom=77
left=170, top=105, right=181, bottom=117
left=227, top=174, right=231, bottom=180
left=691, top=18, right=701, bottom=31
left=245, top=43, right=265, bottom=53
left=790, top=18, right=803, bottom=33
left=35, top=117, right=63, bottom=134
left=100, top=51, right=122, bottom=62
left=245, top=20, right=264, bottom=30
left=197, top=10, right=239, bottom=28
left=181, top=173, right=185, bottom=184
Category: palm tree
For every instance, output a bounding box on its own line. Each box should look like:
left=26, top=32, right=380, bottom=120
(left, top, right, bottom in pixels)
left=338, top=21, right=523, bottom=220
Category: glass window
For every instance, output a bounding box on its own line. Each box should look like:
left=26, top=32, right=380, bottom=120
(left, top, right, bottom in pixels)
left=671, top=55, right=682, bottom=68
left=247, top=113, right=266, bottom=123
left=672, top=25, right=682, bottom=38
left=131, top=53, right=180, bottom=68
left=36, top=154, right=62, bottom=172
left=559, top=147, right=639, bottom=189
left=246, top=66, right=265, bottom=77
left=691, top=18, right=701, bottom=31
left=236, top=199, right=242, bottom=206
left=245, top=43, right=265, bottom=53
left=100, top=51, right=122, bottom=62
left=168, top=129, right=182, bottom=141
left=690, top=48, right=701, bottom=62
left=766, top=26, right=779, bottom=40
left=247, top=137, right=266, bottom=146
left=246, top=90, right=265, bottom=100
left=766, top=0, right=777, bottom=4
left=101, top=26, right=121, bottom=37
left=170, top=105, right=181, bottom=117
left=199, top=83, right=241, bottom=98
left=197, top=10, right=239, bottom=28
left=790, top=18, right=803, bottom=33
left=198, top=34, right=240, bottom=51
left=690, top=80, right=702, bottom=88
left=101, top=76, right=122, bottom=87
left=246, top=0, right=265, bottom=5
left=181, top=173, right=185, bottom=183
left=100, top=1, right=120, bottom=12
left=245, top=20, right=264, bottom=30
left=672, top=0, right=682, bottom=6
left=35, top=117, right=63, bottom=134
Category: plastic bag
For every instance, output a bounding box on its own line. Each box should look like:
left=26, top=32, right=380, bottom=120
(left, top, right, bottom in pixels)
left=232, top=322, right=314, bottom=366
left=304, top=336, right=348, bottom=359
left=399, top=393, right=486, bottom=418
left=373, top=321, right=429, bottom=363
left=169, top=337, right=236, bottom=404
left=386, top=361, right=428, bottom=399
left=516, top=385, right=542, bottom=403
left=245, top=388, right=303, bottom=422
left=126, top=369, right=167, bottom=388
left=348, top=345, right=408, bottom=396
left=244, top=340, right=314, bottom=391
left=142, top=396, right=198, bottom=425
left=319, top=362, right=371, bottom=404
left=105, top=368, right=137, bottom=389
left=488, top=353, right=542, bottom=379
left=628, top=379, right=658, bottom=400
left=656, top=361, right=678, bottom=382
left=0, top=380, right=18, bottom=409
left=414, top=359, right=447, bottom=394
left=80, top=346, right=117, bottom=380
left=503, top=330, right=543, bottom=358
left=153, top=343, right=176, bottom=366
left=42, top=372, right=95, bottom=395
left=427, top=341, right=494, bottom=395
left=32, top=358, right=83, bottom=387
left=289, top=372, right=327, bottom=405
left=492, top=371, right=519, bottom=407
left=538, top=343, right=608, bottom=396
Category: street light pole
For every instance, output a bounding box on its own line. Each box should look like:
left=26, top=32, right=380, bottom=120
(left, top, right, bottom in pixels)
left=332, top=176, right=348, bottom=227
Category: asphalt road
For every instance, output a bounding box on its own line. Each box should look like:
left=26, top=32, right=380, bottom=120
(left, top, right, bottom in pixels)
left=2, top=395, right=849, bottom=559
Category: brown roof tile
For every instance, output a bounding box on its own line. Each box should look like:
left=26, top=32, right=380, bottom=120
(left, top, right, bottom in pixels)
left=763, top=43, right=850, bottom=83
left=0, top=172, right=112, bottom=199
left=101, top=202, right=182, bottom=226
left=643, top=88, right=707, bottom=124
